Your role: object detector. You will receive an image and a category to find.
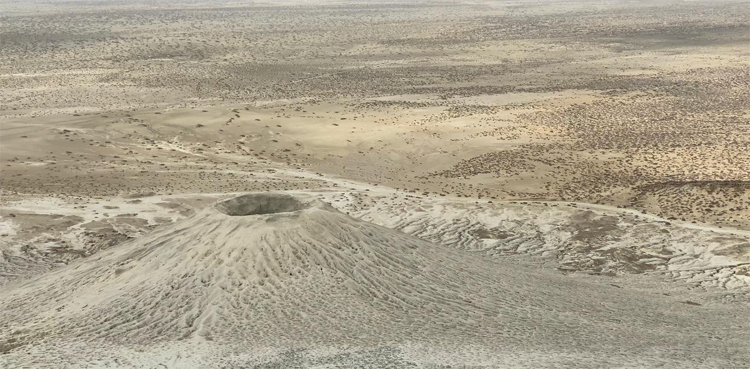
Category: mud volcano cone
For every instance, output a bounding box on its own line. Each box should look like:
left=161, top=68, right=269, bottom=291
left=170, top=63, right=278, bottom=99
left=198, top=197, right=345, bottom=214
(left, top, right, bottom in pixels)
left=0, top=194, right=505, bottom=345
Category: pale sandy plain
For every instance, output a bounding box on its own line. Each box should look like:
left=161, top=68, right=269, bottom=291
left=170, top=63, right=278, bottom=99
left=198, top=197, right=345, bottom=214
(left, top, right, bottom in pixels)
left=1, top=0, right=750, bottom=368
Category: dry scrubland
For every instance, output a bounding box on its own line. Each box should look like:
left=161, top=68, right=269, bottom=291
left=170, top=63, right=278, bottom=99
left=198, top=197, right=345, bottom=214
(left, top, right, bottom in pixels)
left=1, top=0, right=749, bottom=227
left=1, top=0, right=750, bottom=368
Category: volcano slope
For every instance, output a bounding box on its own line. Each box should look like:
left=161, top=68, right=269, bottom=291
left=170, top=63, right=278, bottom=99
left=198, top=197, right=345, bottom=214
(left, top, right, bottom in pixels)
left=0, top=194, right=748, bottom=368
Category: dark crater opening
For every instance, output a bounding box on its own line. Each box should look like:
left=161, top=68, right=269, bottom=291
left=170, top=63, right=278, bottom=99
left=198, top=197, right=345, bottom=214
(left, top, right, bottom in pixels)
left=215, top=194, right=309, bottom=216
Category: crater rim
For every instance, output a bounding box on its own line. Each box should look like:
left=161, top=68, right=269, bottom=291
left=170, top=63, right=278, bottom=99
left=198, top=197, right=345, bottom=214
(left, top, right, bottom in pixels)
left=214, top=193, right=311, bottom=216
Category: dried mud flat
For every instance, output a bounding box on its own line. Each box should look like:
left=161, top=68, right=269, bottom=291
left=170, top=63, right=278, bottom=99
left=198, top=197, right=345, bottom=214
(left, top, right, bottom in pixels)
left=1, top=0, right=750, bottom=368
